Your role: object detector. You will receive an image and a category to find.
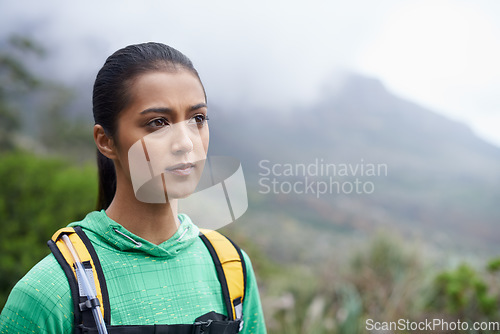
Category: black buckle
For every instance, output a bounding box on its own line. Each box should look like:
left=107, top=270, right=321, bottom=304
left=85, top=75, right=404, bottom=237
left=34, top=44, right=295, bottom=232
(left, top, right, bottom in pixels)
left=193, top=319, right=213, bottom=334
left=79, top=297, right=100, bottom=311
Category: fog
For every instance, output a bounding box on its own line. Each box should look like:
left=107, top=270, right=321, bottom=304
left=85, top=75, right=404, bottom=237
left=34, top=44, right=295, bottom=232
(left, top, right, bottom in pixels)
left=1, top=0, right=499, bottom=145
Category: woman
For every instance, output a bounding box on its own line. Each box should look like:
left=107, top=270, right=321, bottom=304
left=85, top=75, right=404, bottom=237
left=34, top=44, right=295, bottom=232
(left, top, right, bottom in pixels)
left=0, top=42, right=266, bottom=333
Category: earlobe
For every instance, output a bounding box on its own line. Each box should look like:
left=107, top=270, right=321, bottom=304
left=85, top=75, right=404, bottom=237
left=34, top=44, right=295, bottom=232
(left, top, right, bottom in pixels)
left=94, top=124, right=116, bottom=160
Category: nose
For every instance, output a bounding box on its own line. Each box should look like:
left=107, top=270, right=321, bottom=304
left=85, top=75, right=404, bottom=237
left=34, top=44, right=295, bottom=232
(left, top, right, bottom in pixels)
left=171, top=122, right=194, bottom=154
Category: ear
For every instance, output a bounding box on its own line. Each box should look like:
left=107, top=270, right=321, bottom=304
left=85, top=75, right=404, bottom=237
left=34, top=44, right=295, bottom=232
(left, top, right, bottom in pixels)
left=94, top=124, right=117, bottom=160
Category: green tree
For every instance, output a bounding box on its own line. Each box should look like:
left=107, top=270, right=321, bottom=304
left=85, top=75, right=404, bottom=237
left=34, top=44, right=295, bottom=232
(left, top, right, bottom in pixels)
left=0, top=36, right=42, bottom=150
left=37, top=86, right=95, bottom=161
left=0, top=35, right=94, bottom=160
left=0, top=151, right=97, bottom=308
left=428, top=261, right=499, bottom=329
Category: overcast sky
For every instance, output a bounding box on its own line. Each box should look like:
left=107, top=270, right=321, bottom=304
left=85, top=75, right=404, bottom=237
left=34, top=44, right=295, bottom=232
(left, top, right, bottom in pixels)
left=1, top=0, right=499, bottom=147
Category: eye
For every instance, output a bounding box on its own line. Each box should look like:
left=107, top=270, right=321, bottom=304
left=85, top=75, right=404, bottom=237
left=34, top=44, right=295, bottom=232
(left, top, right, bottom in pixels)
left=147, top=118, right=169, bottom=129
left=188, top=114, right=209, bottom=127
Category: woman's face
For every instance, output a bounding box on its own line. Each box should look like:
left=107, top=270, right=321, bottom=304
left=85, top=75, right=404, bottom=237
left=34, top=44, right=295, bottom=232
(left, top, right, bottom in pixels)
left=114, top=69, right=209, bottom=202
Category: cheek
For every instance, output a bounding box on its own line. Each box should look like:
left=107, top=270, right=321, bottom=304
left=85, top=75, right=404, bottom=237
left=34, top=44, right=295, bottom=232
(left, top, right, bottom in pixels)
left=115, top=142, right=133, bottom=178
left=189, top=126, right=209, bottom=154
left=201, top=127, right=209, bottom=152
left=114, top=130, right=142, bottom=176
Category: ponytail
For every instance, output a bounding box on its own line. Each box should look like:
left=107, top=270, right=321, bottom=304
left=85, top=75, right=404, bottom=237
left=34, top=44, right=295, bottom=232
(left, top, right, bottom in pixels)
left=96, top=149, right=116, bottom=210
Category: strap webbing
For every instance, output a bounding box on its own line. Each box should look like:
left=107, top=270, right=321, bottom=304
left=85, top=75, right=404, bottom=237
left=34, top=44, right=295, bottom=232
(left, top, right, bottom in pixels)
left=48, top=227, right=110, bottom=327
left=199, top=229, right=246, bottom=321
left=77, top=320, right=241, bottom=333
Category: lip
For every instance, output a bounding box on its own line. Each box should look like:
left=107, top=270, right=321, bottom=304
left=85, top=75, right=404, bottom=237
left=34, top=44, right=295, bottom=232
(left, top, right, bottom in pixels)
left=165, top=162, right=195, bottom=176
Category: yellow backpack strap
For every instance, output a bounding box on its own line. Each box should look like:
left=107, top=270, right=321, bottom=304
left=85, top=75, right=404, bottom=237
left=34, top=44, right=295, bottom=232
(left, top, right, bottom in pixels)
left=199, top=228, right=246, bottom=321
left=47, top=226, right=110, bottom=329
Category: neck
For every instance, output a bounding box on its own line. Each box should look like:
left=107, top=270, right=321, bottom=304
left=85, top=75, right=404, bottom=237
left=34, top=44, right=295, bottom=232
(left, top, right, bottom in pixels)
left=105, top=181, right=180, bottom=245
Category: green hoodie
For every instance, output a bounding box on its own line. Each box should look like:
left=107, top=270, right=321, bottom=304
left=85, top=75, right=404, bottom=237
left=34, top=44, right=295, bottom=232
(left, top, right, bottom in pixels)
left=0, top=210, right=266, bottom=333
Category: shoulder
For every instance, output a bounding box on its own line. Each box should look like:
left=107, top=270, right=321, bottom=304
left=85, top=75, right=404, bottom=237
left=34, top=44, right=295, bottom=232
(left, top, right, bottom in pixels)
left=239, top=249, right=253, bottom=268
left=199, top=231, right=258, bottom=297
left=9, top=253, right=71, bottom=303
left=0, top=254, right=73, bottom=333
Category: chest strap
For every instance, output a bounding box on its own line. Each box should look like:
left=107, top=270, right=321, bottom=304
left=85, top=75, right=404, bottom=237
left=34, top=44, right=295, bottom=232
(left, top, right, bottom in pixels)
left=78, top=311, right=240, bottom=333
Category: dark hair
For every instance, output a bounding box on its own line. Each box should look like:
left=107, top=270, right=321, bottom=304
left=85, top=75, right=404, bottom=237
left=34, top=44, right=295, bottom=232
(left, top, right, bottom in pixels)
left=93, top=42, right=205, bottom=210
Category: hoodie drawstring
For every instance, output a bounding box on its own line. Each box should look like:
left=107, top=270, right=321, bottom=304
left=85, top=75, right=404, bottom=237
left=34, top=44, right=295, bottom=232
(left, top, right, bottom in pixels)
left=113, top=228, right=143, bottom=247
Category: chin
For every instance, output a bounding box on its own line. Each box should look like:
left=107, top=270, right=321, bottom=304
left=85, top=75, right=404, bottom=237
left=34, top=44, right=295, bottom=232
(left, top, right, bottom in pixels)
left=164, top=182, right=200, bottom=200
left=133, top=174, right=201, bottom=203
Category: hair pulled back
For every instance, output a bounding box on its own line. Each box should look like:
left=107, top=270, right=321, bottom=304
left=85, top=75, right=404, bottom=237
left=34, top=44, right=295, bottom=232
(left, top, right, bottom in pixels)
left=93, top=42, right=205, bottom=210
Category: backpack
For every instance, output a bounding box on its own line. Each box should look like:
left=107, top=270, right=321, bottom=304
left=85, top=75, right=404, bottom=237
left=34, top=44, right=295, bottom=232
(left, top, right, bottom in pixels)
left=48, top=226, right=246, bottom=334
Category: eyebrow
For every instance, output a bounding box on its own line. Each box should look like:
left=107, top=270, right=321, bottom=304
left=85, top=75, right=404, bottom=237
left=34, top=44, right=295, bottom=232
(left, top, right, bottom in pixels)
left=140, top=103, right=207, bottom=115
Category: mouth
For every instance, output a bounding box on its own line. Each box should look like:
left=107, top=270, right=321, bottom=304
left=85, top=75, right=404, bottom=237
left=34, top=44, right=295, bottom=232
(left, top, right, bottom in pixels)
left=165, top=162, right=195, bottom=176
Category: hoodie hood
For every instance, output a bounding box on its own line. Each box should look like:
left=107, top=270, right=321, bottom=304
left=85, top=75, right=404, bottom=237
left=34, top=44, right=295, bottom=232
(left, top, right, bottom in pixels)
left=69, top=210, right=200, bottom=258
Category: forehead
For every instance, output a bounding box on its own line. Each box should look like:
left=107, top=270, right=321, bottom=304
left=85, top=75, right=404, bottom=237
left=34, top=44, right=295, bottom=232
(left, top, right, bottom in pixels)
left=125, top=70, right=206, bottom=112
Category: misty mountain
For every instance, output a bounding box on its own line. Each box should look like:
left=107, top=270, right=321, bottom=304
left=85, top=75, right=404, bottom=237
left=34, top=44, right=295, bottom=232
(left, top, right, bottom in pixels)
left=212, top=73, right=500, bottom=177
left=208, top=72, right=500, bottom=262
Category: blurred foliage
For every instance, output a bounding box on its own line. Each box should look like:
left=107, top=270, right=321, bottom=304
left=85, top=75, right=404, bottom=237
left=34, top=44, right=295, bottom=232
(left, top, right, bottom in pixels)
left=37, top=86, right=95, bottom=161
left=0, top=151, right=97, bottom=308
left=428, top=262, right=500, bottom=325
left=0, top=35, right=42, bottom=150
left=0, top=33, right=97, bottom=310
left=240, top=231, right=500, bottom=334
left=487, top=257, right=500, bottom=273
left=0, top=34, right=94, bottom=160
left=255, top=232, right=428, bottom=334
